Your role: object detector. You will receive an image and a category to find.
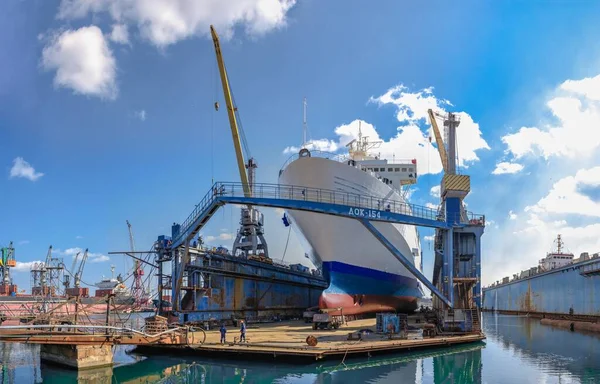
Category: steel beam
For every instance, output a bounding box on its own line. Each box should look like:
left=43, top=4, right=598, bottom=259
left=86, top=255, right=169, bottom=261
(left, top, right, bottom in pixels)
left=360, top=219, right=452, bottom=308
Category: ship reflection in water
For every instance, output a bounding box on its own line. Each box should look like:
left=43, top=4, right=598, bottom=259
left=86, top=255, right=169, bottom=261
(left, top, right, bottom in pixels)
left=2, top=313, right=600, bottom=383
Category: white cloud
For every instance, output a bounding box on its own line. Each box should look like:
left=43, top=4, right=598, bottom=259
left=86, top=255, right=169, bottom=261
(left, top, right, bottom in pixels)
left=109, top=24, right=129, bottom=44
left=76, top=235, right=83, bottom=239
left=134, top=109, right=147, bottom=121
left=41, top=26, right=117, bottom=99
left=525, top=166, right=600, bottom=217
left=425, top=202, right=438, bottom=210
left=430, top=185, right=440, bottom=198
left=370, top=86, right=490, bottom=169
left=13, top=261, right=43, bottom=272
left=492, top=162, right=524, bottom=175
left=205, top=232, right=234, bottom=243
left=18, top=240, right=30, bottom=245
left=90, top=254, right=110, bottom=263
left=219, top=233, right=233, bottom=241
left=58, top=247, right=109, bottom=263
left=283, top=86, right=489, bottom=176
left=501, top=74, right=600, bottom=160
left=57, top=0, right=297, bottom=47
left=9, top=157, right=44, bottom=181
left=560, top=73, right=600, bottom=101
left=484, top=166, right=600, bottom=285
left=423, top=235, right=435, bottom=242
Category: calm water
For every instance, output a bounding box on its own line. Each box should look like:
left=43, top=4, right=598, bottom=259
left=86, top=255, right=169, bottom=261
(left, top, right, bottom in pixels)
left=1, top=313, right=599, bottom=383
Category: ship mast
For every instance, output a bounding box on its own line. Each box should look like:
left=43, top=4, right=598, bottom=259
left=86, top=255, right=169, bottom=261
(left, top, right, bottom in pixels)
left=302, top=97, right=307, bottom=148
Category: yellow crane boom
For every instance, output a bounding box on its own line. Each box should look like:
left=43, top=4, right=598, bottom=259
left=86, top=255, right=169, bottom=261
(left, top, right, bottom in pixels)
left=427, top=108, right=448, bottom=173
left=210, top=25, right=251, bottom=198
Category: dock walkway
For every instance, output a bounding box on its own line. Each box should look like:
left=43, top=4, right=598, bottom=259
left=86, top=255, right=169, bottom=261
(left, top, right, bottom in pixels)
left=136, top=319, right=485, bottom=361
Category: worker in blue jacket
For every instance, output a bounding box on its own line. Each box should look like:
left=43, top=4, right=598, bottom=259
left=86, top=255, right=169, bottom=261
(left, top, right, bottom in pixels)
left=240, top=320, right=246, bottom=342
left=219, top=323, right=227, bottom=344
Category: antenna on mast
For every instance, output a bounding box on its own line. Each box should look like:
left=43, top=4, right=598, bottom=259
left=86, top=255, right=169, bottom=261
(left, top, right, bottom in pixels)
left=302, top=97, right=307, bottom=148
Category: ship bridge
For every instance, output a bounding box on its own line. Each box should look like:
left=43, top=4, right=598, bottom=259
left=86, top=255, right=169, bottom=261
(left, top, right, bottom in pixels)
left=163, top=181, right=485, bottom=310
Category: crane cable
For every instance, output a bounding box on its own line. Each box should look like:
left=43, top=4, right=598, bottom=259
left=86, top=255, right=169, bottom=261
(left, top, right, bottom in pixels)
left=231, top=90, right=252, bottom=160
left=211, top=52, right=217, bottom=186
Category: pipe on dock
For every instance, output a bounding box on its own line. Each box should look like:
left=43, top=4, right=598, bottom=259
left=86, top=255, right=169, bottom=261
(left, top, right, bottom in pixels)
left=540, top=319, right=600, bottom=333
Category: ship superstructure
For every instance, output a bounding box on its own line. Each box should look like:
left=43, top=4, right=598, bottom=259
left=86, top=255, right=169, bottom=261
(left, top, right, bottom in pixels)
left=279, top=124, right=424, bottom=315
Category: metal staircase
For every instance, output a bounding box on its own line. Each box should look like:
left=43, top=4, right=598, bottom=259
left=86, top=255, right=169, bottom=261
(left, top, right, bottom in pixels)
left=470, top=307, right=481, bottom=332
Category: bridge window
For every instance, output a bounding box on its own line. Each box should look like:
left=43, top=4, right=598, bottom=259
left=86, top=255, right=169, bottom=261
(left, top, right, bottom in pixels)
left=409, top=167, right=414, bottom=172
left=388, top=168, right=393, bottom=172
left=402, top=168, right=407, bottom=172
left=395, top=168, right=400, bottom=172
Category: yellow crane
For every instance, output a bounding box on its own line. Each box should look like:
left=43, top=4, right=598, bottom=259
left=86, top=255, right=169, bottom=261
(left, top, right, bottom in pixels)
left=174, top=26, right=259, bottom=311
left=427, top=109, right=449, bottom=173
left=210, top=25, right=252, bottom=197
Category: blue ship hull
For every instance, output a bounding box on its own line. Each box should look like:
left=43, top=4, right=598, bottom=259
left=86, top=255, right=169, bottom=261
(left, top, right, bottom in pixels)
left=319, top=261, right=422, bottom=315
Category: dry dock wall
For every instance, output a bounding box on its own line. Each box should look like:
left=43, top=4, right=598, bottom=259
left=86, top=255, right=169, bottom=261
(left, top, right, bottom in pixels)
left=482, top=260, right=600, bottom=316
left=180, top=254, right=327, bottom=323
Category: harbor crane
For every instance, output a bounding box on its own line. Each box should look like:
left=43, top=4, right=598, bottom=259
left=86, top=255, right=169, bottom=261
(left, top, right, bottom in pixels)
left=62, top=251, right=81, bottom=289
left=427, top=108, right=484, bottom=317
left=427, top=109, right=460, bottom=175
left=172, top=25, right=271, bottom=311
left=73, top=249, right=89, bottom=289
left=210, top=25, right=269, bottom=261
left=0, top=241, right=16, bottom=290
left=127, top=220, right=148, bottom=307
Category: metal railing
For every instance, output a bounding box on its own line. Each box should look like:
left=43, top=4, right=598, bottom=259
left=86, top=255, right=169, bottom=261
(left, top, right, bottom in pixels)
left=280, top=150, right=419, bottom=173
left=174, top=182, right=485, bottom=246
left=0, top=324, right=188, bottom=338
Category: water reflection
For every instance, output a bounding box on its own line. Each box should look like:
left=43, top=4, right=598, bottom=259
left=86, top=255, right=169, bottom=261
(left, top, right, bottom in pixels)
left=483, top=313, right=600, bottom=382
left=2, top=313, right=600, bottom=383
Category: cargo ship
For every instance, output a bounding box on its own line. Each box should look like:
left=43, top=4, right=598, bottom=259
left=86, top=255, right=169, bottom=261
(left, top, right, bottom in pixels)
left=279, top=129, right=424, bottom=315
left=482, top=235, right=600, bottom=317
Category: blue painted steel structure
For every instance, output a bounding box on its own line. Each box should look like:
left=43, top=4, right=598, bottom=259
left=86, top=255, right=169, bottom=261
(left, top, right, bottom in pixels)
left=179, top=251, right=327, bottom=323
left=170, top=182, right=461, bottom=250
left=162, top=182, right=486, bottom=321
left=482, top=259, right=600, bottom=316
left=360, top=218, right=451, bottom=307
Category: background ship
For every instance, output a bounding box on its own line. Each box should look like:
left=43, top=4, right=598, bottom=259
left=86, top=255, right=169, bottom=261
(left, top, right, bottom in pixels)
left=482, top=234, right=600, bottom=317
left=279, top=128, right=424, bottom=315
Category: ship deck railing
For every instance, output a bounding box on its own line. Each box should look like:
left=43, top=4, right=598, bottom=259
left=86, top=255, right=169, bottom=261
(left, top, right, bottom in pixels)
left=173, top=181, right=485, bottom=248
left=280, top=150, right=419, bottom=171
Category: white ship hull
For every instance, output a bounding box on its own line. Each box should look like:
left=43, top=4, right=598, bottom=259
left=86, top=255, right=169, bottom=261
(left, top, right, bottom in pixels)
left=279, top=156, right=423, bottom=315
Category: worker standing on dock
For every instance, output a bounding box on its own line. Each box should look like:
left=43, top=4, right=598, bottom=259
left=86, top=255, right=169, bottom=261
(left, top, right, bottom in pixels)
left=240, top=320, right=246, bottom=342
left=220, top=323, right=227, bottom=344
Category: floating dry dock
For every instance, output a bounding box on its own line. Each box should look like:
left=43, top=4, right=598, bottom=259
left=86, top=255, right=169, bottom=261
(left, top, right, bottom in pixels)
left=135, top=318, right=485, bottom=361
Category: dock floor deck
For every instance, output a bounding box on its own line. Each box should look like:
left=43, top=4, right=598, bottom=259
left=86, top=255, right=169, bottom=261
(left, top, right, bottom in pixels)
left=136, top=319, right=486, bottom=361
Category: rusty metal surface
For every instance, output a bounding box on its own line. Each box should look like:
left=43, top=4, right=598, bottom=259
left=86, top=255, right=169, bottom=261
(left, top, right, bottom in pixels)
left=0, top=324, right=205, bottom=346
left=483, top=264, right=600, bottom=316
left=181, top=253, right=326, bottom=323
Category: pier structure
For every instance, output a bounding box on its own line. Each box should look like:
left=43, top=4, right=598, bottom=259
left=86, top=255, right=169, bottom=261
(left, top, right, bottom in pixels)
left=156, top=176, right=484, bottom=330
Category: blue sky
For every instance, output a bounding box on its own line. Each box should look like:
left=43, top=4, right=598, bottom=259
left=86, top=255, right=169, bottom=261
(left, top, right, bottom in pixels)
left=3, top=0, right=600, bottom=293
